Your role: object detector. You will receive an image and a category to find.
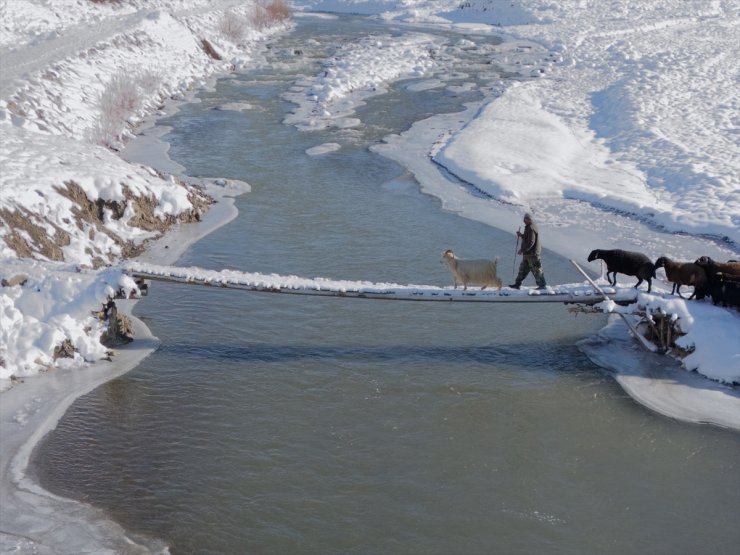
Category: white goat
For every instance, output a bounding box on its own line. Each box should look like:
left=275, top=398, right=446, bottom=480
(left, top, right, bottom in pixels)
left=440, top=249, right=502, bottom=291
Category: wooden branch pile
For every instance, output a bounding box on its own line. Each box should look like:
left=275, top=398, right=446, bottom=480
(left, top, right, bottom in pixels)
left=638, top=309, right=686, bottom=355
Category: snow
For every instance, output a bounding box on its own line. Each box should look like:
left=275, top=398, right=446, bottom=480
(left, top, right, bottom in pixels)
left=1, top=0, right=739, bottom=551
left=306, top=142, right=342, bottom=155
left=436, top=84, right=660, bottom=211
left=218, top=101, right=256, bottom=111
left=1, top=0, right=287, bottom=373
left=637, top=293, right=740, bottom=384
left=282, top=30, right=445, bottom=130
left=593, top=291, right=740, bottom=384
left=299, top=0, right=740, bottom=243
left=0, top=262, right=133, bottom=380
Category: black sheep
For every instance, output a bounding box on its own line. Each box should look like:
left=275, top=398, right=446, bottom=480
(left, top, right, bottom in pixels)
left=694, top=257, right=740, bottom=300
left=587, top=249, right=655, bottom=292
left=707, top=273, right=740, bottom=309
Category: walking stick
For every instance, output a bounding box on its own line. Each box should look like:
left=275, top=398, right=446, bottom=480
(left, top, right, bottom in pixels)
left=512, top=227, right=521, bottom=281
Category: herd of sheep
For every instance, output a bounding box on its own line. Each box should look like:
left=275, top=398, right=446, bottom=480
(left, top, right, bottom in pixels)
left=587, top=249, right=739, bottom=308
left=441, top=248, right=740, bottom=309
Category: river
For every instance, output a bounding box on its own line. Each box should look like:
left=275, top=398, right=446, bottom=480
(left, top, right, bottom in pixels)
left=34, top=14, right=739, bottom=555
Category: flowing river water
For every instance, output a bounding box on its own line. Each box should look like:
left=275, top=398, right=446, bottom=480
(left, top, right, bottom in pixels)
left=35, top=14, right=739, bottom=555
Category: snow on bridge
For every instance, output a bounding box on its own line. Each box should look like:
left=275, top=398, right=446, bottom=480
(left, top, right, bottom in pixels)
left=124, top=262, right=638, bottom=306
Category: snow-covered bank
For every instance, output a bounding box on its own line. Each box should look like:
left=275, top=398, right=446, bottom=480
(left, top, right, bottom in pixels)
left=0, top=180, right=246, bottom=553
left=579, top=316, right=740, bottom=431
left=0, top=262, right=140, bottom=387
left=298, top=0, right=740, bottom=244
left=0, top=2, right=277, bottom=550
left=597, top=292, right=740, bottom=385
left=1, top=0, right=289, bottom=380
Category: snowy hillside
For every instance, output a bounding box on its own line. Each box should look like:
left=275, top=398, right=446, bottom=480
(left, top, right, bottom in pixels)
left=1, top=0, right=289, bottom=266
left=0, top=0, right=290, bottom=380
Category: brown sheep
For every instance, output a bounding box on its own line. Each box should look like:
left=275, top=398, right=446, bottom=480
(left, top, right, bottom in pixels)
left=653, top=257, right=707, bottom=299
left=694, top=256, right=740, bottom=279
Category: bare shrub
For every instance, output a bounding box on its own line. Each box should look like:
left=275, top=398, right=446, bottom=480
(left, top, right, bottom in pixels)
left=218, top=10, right=248, bottom=43
left=265, top=0, right=291, bottom=21
left=136, top=70, right=163, bottom=96
left=101, top=73, right=141, bottom=117
left=251, top=0, right=291, bottom=30
left=93, top=73, right=141, bottom=147
left=92, top=70, right=163, bottom=147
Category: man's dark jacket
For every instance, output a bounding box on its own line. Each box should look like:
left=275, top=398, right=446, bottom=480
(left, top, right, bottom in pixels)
left=521, top=222, right=541, bottom=256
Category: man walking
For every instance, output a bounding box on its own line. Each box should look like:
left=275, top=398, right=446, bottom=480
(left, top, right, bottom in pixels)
left=509, top=212, right=547, bottom=290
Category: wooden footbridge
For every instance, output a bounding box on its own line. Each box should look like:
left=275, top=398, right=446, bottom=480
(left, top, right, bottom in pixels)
left=124, top=261, right=670, bottom=352
left=124, top=261, right=636, bottom=305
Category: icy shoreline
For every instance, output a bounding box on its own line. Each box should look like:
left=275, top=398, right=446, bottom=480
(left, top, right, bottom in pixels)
left=578, top=317, right=740, bottom=431
left=371, top=103, right=740, bottom=429
left=0, top=180, right=244, bottom=553
left=1, top=2, right=285, bottom=547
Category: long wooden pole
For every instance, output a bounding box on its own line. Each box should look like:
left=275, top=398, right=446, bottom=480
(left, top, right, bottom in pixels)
left=569, top=259, right=658, bottom=353
left=512, top=227, right=521, bottom=281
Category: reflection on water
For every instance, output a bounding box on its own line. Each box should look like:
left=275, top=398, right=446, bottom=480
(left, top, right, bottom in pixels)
left=35, top=13, right=740, bottom=555
left=157, top=336, right=587, bottom=364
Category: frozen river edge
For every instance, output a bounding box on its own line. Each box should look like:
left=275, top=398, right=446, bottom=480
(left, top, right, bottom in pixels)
left=372, top=103, right=740, bottom=432
left=0, top=182, right=242, bottom=554
left=578, top=318, right=740, bottom=431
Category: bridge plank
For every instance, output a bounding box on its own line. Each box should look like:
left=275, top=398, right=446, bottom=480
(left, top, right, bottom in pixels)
left=125, top=262, right=639, bottom=306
